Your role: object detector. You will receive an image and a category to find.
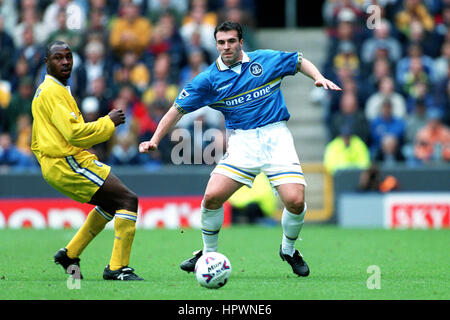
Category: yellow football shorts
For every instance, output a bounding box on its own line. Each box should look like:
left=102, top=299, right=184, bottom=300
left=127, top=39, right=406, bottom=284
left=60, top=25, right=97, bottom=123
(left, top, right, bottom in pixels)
left=40, top=150, right=111, bottom=203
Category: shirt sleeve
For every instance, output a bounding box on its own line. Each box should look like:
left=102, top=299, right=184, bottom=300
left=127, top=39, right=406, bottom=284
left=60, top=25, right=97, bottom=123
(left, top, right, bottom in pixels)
left=268, top=50, right=303, bottom=77
left=48, top=93, right=115, bottom=149
left=173, top=72, right=213, bottom=114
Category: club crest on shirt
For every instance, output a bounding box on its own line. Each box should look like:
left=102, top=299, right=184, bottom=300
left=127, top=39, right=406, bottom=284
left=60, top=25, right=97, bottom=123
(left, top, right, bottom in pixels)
left=249, top=62, right=263, bottom=77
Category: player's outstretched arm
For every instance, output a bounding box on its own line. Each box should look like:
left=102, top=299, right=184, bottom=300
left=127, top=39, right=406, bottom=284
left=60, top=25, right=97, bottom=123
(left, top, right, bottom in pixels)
left=138, top=105, right=183, bottom=153
left=300, top=57, right=342, bottom=91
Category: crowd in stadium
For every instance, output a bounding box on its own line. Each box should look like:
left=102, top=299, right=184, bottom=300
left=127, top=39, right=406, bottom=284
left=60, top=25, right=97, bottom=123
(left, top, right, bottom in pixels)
left=321, top=0, right=450, bottom=172
left=0, top=0, right=257, bottom=171
left=0, top=0, right=449, bottom=173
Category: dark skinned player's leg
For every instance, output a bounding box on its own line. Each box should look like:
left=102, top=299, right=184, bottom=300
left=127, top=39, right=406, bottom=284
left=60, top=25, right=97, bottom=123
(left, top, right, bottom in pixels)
left=89, top=172, right=138, bottom=213
left=89, top=172, right=139, bottom=271
left=65, top=172, right=139, bottom=273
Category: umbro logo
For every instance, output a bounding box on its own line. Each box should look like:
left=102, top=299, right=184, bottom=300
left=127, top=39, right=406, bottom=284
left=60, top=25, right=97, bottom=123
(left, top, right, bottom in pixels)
left=178, top=89, right=190, bottom=100
left=217, top=83, right=232, bottom=92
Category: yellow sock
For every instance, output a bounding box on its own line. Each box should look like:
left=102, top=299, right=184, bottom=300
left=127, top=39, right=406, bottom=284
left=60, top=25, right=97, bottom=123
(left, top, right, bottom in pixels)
left=109, top=209, right=138, bottom=271
left=66, top=207, right=113, bottom=259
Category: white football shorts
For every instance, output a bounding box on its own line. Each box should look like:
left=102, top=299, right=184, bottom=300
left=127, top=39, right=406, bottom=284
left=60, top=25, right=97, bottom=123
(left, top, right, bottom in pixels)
left=212, top=121, right=307, bottom=188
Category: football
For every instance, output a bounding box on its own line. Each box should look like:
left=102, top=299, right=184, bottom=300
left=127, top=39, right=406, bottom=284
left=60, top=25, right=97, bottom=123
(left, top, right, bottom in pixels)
left=195, top=252, right=232, bottom=289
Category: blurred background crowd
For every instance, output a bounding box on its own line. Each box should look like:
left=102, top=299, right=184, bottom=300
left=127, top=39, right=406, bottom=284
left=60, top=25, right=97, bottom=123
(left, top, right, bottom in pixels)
left=320, top=0, right=450, bottom=174
left=0, top=0, right=257, bottom=171
left=0, top=0, right=449, bottom=174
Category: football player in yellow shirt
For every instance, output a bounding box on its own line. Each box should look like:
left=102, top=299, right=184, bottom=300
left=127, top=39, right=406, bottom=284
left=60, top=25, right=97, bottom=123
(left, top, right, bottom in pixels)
left=32, top=41, right=143, bottom=280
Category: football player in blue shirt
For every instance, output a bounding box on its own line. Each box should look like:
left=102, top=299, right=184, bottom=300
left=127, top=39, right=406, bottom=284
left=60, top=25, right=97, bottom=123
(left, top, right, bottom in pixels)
left=139, top=21, right=341, bottom=277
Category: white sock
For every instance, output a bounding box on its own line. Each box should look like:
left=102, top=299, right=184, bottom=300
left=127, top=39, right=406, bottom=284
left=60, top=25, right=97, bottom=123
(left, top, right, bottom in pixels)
left=201, top=203, right=224, bottom=253
left=281, top=204, right=307, bottom=257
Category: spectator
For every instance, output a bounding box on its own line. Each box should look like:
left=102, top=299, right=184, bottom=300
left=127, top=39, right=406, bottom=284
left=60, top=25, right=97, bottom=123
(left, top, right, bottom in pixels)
left=109, top=2, right=152, bottom=60
left=147, top=0, right=185, bottom=25
left=219, top=6, right=257, bottom=52
left=217, top=0, right=255, bottom=28
left=146, top=0, right=188, bottom=18
left=182, top=0, right=217, bottom=27
left=178, top=48, right=207, bottom=88
left=333, top=41, right=361, bottom=77
left=145, top=12, right=187, bottom=74
left=13, top=6, right=51, bottom=47
left=83, top=39, right=112, bottom=95
left=114, top=50, right=151, bottom=92
left=433, top=68, right=450, bottom=126
left=114, top=85, right=148, bottom=140
left=413, top=108, right=450, bottom=162
left=89, top=76, right=116, bottom=116
left=369, top=99, right=406, bottom=156
left=6, top=76, right=34, bottom=139
left=81, top=95, right=101, bottom=122
left=42, top=0, right=87, bottom=33
left=151, top=52, right=179, bottom=85
left=323, top=15, right=360, bottom=78
left=89, top=0, right=117, bottom=17
left=0, top=132, right=35, bottom=172
left=435, top=4, right=450, bottom=39
left=0, top=101, right=9, bottom=133
left=324, top=66, right=368, bottom=125
left=80, top=96, right=108, bottom=162
left=396, top=43, right=435, bottom=93
left=0, top=0, right=18, bottom=34
left=14, top=113, right=33, bottom=155
left=156, top=11, right=187, bottom=70
left=365, top=57, right=393, bottom=97
left=405, top=13, right=441, bottom=58
left=144, top=97, right=173, bottom=163
left=81, top=7, right=110, bottom=51
left=395, top=0, right=434, bottom=39
left=400, top=56, right=431, bottom=98
left=108, top=132, right=145, bottom=166
left=434, top=40, right=450, bottom=83
left=360, top=19, right=402, bottom=68
left=142, top=79, right=179, bottom=107
left=330, top=92, right=370, bottom=144
left=374, top=134, right=406, bottom=165
left=0, top=16, right=16, bottom=80
left=47, top=8, right=83, bottom=53
left=13, top=24, right=45, bottom=85
left=331, top=1, right=365, bottom=29
left=405, top=99, right=428, bottom=145
left=324, top=125, right=371, bottom=175
left=180, top=1, right=216, bottom=61
left=405, top=79, right=437, bottom=114
left=365, top=76, right=406, bottom=121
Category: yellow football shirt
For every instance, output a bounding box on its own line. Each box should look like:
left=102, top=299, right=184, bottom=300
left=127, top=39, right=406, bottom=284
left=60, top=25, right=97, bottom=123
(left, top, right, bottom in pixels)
left=31, top=75, right=115, bottom=162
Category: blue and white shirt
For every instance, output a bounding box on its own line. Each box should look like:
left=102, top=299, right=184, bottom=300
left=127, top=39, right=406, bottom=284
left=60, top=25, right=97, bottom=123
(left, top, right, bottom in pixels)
left=174, top=49, right=303, bottom=130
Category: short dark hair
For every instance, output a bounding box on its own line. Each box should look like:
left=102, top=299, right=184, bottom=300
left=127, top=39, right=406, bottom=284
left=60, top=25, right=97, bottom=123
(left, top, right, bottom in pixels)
left=214, top=21, right=243, bottom=41
left=46, top=40, right=70, bottom=58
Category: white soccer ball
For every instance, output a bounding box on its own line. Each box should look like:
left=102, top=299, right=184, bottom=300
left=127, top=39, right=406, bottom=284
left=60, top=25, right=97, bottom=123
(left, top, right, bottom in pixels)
left=195, top=252, right=232, bottom=289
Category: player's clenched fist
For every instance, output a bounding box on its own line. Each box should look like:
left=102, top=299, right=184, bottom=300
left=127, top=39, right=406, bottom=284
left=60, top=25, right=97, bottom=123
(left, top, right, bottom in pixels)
left=139, top=141, right=158, bottom=153
left=108, top=109, right=126, bottom=126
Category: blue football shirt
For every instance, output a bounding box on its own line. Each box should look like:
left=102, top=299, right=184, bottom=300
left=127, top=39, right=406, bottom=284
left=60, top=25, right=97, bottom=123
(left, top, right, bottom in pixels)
left=174, top=49, right=303, bottom=130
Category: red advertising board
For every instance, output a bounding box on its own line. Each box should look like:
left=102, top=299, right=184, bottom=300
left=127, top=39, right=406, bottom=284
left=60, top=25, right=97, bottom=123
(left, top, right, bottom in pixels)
left=0, top=197, right=232, bottom=229
left=384, top=194, right=450, bottom=229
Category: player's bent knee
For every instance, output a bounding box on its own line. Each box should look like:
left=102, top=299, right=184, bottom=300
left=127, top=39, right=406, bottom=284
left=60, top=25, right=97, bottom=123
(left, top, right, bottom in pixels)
left=202, top=193, right=225, bottom=210
left=285, top=198, right=305, bottom=215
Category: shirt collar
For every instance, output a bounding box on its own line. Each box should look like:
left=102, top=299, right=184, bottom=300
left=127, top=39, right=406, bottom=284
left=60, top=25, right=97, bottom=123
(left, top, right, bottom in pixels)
left=216, top=51, right=250, bottom=72
left=46, top=74, right=72, bottom=94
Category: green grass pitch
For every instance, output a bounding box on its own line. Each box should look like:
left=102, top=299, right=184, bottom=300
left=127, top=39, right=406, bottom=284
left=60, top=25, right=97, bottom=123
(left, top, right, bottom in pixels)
left=0, top=225, right=448, bottom=300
